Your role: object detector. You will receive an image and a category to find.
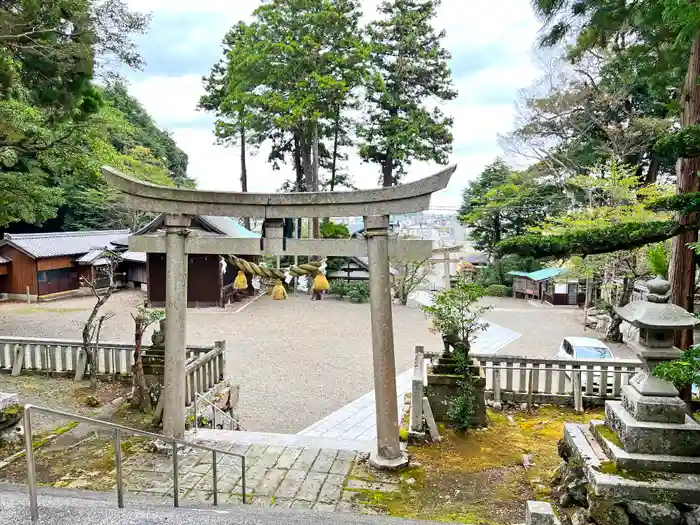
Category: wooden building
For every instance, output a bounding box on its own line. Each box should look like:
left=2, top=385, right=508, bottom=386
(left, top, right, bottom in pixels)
left=509, top=268, right=584, bottom=305
left=0, top=230, right=130, bottom=301
left=130, top=214, right=259, bottom=307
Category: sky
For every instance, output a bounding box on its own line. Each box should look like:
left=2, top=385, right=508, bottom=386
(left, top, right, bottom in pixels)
left=123, top=0, right=541, bottom=210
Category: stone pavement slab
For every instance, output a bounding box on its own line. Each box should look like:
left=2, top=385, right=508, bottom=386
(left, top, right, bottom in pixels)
left=118, top=443, right=361, bottom=511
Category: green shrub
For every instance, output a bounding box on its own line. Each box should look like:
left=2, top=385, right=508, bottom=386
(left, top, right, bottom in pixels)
left=329, top=279, right=350, bottom=299
left=484, top=284, right=508, bottom=297
left=347, top=281, right=370, bottom=302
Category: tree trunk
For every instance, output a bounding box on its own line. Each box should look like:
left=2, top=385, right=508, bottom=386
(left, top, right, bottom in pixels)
left=293, top=131, right=303, bottom=239
left=670, top=35, right=700, bottom=350
left=492, top=213, right=504, bottom=284
left=132, top=328, right=152, bottom=411
left=240, top=123, right=250, bottom=231
left=330, top=105, right=340, bottom=192
left=311, top=121, right=320, bottom=240
left=606, top=277, right=633, bottom=343
left=382, top=149, right=394, bottom=187
left=644, top=154, right=661, bottom=184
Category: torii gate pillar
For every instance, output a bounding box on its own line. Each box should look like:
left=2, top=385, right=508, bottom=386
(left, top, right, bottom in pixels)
left=163, top=213, right=191, bottom=439
left=365, top=215, right=405, bottom=467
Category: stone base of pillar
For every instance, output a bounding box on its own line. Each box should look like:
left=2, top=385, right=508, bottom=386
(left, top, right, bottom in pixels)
left=370, top=450, right=409, bottom=470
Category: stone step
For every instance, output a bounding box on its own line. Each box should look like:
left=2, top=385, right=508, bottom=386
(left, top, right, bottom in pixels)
left=590, top=420, right=700, bottom=474
left=187, top=429, right=375, bottom=453
left=605, top=401, right=700, bottom=456
left=563, top=422, right=700, bottom=505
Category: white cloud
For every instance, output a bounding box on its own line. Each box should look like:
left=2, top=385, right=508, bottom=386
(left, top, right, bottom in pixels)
left=129, top=75, right=205, bottom=125
left=126, top=0, right=541, bottom=210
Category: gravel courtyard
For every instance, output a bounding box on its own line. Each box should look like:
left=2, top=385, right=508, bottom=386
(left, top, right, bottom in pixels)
left=0, top=291, right=635, bottom=433
left=0, top=290, right=441, bottom=433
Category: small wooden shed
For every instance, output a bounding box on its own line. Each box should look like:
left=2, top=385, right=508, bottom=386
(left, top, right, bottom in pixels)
left=509, top=267, right=582, bottom=305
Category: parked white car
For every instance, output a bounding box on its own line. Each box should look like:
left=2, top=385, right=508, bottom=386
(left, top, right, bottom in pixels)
left=557, top=336, right=615, bottom=395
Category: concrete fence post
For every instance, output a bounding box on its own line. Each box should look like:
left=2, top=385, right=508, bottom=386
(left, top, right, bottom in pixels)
left=409, top=345, right=425, bottom=439
left=11, top=344, right=24, bottom=376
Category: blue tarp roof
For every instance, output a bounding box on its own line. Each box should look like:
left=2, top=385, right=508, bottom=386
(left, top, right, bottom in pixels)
left=507, top=267, right=568, bottom=282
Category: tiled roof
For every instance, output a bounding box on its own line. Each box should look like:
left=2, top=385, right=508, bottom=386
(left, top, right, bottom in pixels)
left=1, top=230, right=130, bottom=258
left=121, top=251, right=146, bottom=263
left=74, top=249, right=106, bottom=264
left=198, top=216, right=260, bottom=238
left=135, top=214, right=259, bottom=238
left=0, top=255, right=9, bottom=264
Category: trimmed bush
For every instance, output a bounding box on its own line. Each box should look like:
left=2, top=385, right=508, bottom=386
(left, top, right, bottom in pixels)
left=347, top=281, right=370, bottom=302
left=484, top=284, right=509, bottom=297
left=328, top=279, right=350, bottom=299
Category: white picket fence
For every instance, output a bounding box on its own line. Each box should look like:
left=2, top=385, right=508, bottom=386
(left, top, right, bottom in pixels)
left=469, top=351, right=643, bottom=409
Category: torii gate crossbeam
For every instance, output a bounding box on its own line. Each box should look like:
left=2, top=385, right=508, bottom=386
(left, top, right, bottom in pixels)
left=103, top=165, right=456, bottom=469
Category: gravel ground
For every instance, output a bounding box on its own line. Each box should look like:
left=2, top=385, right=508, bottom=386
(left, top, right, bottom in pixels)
left=477, top=297, right=636, bottom=360
left=0, top=290, right=441, bottom=433
left=0, top=291, right=635, bottom=433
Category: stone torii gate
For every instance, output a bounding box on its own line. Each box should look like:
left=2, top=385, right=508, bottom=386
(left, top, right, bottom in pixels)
left=103, top=165, right=455, bottom=468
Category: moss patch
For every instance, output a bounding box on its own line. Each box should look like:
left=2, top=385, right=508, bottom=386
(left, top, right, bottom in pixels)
left=0, top=434, right=149, bottom=490
left=596, top=461, right=669, bottom=482
left=596, top=425, right=624, bottom=449
left=356, top=406, right=605, bottom=525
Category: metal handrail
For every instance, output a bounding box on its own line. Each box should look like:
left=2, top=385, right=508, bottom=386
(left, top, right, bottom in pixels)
left=193, top=392, right=245, bottom=432
left=22, top=404, right=246, bottom=522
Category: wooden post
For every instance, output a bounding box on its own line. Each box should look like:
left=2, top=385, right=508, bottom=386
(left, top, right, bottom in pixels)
left=26, top=286, right=30, bottom=304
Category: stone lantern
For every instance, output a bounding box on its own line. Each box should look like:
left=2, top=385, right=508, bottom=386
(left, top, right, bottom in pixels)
left=554, top=277, right=700, bottom=520
left=613, top=277, right=696, bottom=426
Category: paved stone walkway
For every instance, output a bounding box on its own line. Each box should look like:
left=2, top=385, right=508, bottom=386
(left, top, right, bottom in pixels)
left=121, top=442, right=393, bottom=513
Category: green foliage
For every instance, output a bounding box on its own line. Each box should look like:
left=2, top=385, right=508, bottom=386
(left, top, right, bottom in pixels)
left=447, top=378, right=477, bottom=431
left=484, top=284, right=508, bottom=297
left=132, top=307, right=165, bottom=330
left=474, top=256, right=539, bottom=287
left=458, top=159, right=563, bottom=255
left=347, top=281, right=370, bottom=302
left=103, top=82, right=192, bottom=187
left=320, top=220, right=350, bottom=239
left=497, top=220, right=678, bottom=259
left=329, top=279, right=351, bottom=299
left=646, top=243, right=670, bottom=278
left=0, top=1, right=189, bottom=230
left=359, top=0, right=456, bottom=186
left=653, top=345, right=700, bottom=390
left=648, top=192, right=700, bottom=214
left=422, top=276, right=491, bottom=345
left=654, top=124, right=700, bottom=160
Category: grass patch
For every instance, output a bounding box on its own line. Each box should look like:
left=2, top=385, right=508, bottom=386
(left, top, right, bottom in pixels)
left=357, top=406, right=605, bottom=525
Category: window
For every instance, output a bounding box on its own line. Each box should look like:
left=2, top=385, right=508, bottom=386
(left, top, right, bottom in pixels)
left=575, top=346, right=612, bottom=359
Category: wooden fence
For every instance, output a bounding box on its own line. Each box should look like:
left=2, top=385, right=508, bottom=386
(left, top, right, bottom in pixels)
left=0, top=336, right=214, bottom=382
left=185, top=341, right=226, bottom=406
left=469, top=352, right=642, bottom=409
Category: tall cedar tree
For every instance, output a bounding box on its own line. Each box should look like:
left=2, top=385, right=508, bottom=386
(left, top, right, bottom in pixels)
left=199, top=22, right=261, bottom=229
left=211, top=1, right=366, bottom=237
left=360, top=0, right=457, bottom=187
left=531, top=0, right=700, bottom=348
